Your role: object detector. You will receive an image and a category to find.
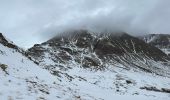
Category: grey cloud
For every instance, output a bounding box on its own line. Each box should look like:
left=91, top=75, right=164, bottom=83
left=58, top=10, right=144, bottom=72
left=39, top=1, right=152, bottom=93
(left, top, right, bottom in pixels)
left=0, top=0, right=170, bottom=48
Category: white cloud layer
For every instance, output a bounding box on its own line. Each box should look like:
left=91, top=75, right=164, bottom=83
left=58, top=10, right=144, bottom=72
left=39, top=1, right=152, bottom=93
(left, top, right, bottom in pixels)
left=0, top=0, right=170, bottom=48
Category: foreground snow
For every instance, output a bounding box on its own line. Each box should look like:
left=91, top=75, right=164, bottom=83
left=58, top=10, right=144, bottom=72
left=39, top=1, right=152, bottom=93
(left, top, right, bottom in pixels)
left=0, top=43, right=170, bottom=100
left=55, top=66, right=170, bottom=100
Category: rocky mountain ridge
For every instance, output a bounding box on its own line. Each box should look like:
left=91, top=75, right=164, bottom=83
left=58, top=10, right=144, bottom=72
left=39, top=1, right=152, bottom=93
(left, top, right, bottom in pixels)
left=138, top=34, right=170, bottom=56
left=27, top=30, right=170, bottom=76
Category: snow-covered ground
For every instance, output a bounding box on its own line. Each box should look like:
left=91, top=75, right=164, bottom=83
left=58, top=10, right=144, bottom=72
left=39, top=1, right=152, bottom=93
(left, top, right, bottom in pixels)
left=55, top=65, right=170, bottom=100
left=0, top=42, right=170, bottom=100
left=0, top=44, right=62, bottom=100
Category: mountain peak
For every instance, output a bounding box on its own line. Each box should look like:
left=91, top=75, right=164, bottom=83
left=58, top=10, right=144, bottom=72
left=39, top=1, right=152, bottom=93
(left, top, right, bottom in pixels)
left=29, top=31, right=170, bottom=61
left=0, top=33, right=8, bottom=43
left=27, top=30, right=170, bottom=76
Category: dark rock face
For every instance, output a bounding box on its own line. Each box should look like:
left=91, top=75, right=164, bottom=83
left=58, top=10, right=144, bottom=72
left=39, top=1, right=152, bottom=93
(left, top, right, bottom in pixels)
left=94, top=33, right=169, bottom=61
left=162, top=88, right=170, bottom=93
left=73, top=30, right=94, bottom=48
left=82, top=57, right=100, bottom=68
left=140, top=86, right=162, bottom=92
left=27, top=44, right=46, bottom=60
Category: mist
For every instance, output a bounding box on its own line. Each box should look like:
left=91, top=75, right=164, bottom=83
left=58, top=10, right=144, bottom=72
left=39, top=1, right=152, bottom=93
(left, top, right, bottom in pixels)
left=0, top=0, right=170, bottom=48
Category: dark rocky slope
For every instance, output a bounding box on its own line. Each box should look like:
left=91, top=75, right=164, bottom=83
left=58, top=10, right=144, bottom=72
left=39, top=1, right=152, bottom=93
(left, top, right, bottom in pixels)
left=27, top=30, right=170, bottom=76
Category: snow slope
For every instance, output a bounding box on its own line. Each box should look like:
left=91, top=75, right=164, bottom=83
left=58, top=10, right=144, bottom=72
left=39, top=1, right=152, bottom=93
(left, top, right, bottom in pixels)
left=0, top=32, right=170, bottom=100
left=56, top=66, right=170, bottom=100
left=0, top=43, right=75, bottom=100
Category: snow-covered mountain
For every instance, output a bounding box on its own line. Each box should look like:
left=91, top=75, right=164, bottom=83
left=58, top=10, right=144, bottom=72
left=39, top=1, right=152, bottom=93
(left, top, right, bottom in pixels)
left=27, top=30, right=170, bottom=99
left=138, top=34, right=170, bottom=56
left=1, top=31, right=170, bottom=100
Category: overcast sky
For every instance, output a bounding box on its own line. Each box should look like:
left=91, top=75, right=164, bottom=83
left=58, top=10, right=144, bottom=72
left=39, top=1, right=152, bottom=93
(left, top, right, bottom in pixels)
left=0, top=0, right=170, bottom=48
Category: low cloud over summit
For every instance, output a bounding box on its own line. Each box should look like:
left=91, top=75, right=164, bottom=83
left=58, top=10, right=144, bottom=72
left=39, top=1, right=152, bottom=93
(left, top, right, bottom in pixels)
left=0, top=0, right=170, bottom=47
